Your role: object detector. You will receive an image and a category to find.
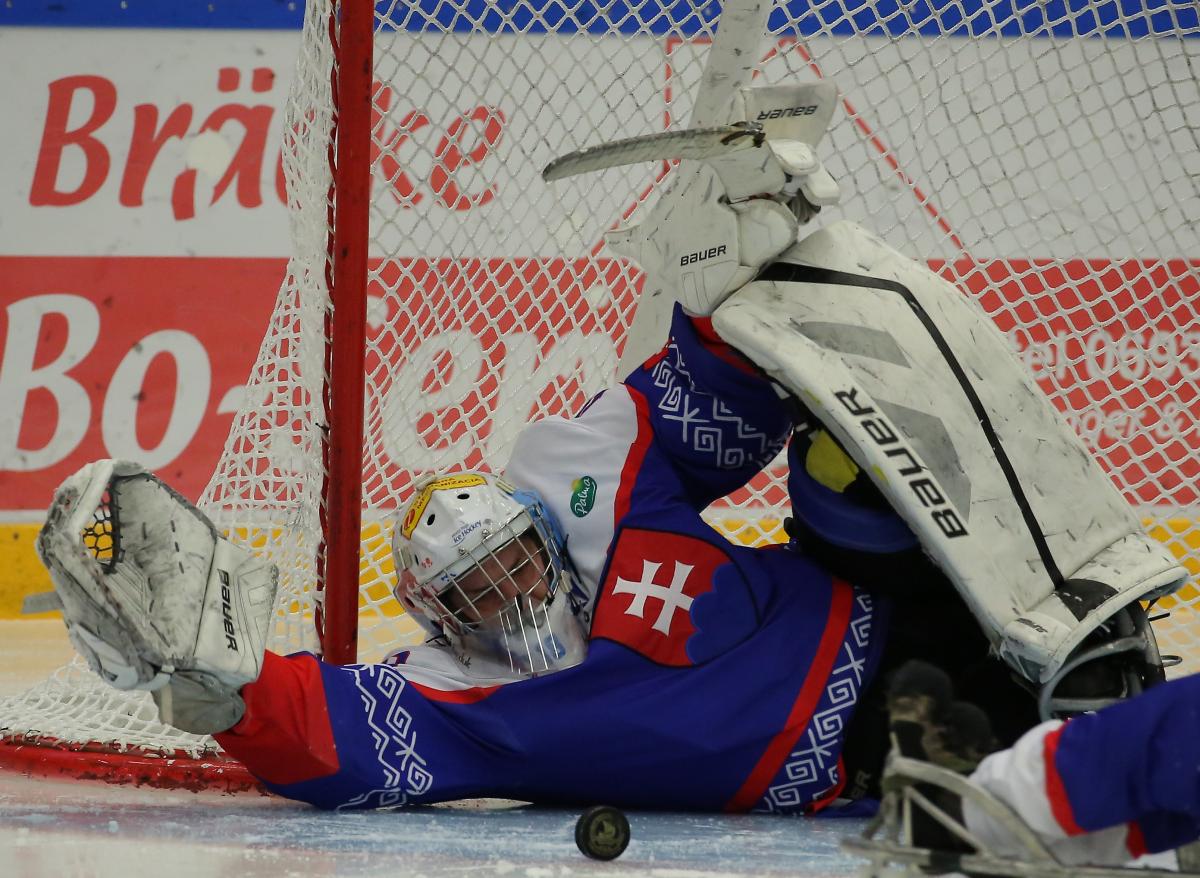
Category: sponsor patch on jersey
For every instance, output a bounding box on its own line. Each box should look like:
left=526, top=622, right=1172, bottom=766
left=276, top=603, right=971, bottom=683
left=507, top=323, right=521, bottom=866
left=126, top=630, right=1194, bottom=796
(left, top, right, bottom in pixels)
left=400, top=473, right=488, bottom=538
left=570, top=476, right=597, bottom=518
left=591, top=528, right=733, bottom=666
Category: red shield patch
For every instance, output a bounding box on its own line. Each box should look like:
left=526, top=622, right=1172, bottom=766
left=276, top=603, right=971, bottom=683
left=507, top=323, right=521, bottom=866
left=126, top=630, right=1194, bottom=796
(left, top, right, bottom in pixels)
left=591, top=529, right=732, bottom=666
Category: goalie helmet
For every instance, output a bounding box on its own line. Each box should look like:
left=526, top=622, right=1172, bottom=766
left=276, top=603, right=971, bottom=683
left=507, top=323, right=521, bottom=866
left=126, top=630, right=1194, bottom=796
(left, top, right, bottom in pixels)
left=391, top=472, right=586, bottom=677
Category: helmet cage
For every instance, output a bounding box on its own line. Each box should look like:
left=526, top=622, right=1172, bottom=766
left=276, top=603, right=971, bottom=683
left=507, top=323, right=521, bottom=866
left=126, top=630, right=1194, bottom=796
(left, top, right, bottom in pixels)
left=393, top=478, right=585, bottom=676
left=422, top=500, right=567, bottom=637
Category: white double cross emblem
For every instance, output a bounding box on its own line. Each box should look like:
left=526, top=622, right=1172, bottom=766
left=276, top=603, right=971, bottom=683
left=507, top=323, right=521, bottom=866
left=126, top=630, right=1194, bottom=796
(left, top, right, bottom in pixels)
left=612, top=559, right=695, bottom=636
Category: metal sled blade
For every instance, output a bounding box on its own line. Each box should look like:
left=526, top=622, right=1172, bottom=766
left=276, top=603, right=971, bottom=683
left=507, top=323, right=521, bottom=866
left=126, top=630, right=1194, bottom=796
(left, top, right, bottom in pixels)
left=542, top=124, right=765, bottom=182
left=844, top=754, right=1196, bottom=878
left=844, top=835, right=1193, bottom=878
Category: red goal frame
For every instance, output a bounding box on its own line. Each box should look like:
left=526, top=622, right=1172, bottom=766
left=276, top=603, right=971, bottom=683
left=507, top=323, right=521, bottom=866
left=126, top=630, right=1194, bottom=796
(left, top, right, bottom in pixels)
left=319, top=0, right=374, bottom=666
left=0, top=1, right=372, bottom=792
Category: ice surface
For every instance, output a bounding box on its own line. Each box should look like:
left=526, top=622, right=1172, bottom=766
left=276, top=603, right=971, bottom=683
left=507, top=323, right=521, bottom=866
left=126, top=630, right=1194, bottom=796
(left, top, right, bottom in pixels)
left=1, top=620, right=872, bottom=876
left=0, top=772, right=870, bottom=877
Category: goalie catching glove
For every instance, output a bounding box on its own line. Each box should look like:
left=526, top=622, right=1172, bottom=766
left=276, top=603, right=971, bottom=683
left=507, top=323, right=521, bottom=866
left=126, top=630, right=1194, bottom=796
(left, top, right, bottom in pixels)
left=36, top=460, right=277, bottom=732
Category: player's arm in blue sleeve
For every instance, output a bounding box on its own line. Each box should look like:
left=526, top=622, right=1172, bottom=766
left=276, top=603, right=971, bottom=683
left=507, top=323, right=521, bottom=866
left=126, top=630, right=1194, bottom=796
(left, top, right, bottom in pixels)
left=621, top=303, right=795, bottom=508
left=215, top=651, right=521, bottom=809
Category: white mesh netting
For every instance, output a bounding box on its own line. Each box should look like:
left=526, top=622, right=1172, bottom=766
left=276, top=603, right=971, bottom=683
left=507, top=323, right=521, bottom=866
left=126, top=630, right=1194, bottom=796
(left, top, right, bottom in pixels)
left=2, top=0, right=1198, bottom=768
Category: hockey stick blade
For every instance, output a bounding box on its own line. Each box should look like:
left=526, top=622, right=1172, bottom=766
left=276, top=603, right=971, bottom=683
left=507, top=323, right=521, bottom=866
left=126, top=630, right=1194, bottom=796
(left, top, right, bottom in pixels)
left=542, top=124, right=765, bottom=182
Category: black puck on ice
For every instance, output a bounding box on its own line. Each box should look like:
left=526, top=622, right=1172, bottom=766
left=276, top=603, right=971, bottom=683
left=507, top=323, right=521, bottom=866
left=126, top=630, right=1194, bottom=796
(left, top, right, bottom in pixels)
left=574, top=805, right=631, bottom=860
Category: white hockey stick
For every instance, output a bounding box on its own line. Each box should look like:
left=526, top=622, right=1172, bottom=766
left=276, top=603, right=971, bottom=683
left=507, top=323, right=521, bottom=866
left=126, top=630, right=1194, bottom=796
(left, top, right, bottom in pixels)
left=691, top=0, right=774, bottom=127
left=542, top=124, right=765, bottom=182
left=615, top=0, right=776, bottom=372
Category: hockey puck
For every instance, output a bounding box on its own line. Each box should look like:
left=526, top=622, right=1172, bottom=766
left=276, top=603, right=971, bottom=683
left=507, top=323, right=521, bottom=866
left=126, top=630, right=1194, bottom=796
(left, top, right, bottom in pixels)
left=574, top=805, right=630, bottom=860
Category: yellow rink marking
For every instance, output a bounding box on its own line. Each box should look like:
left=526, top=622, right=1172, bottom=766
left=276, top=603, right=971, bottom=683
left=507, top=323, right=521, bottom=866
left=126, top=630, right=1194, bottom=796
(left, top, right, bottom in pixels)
left=0, top=524, right=54, bottom=619
left=4, top=517, right=1200, bottom=622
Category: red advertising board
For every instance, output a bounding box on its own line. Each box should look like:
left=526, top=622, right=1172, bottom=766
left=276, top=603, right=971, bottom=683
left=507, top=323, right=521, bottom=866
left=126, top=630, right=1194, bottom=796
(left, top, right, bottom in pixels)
left=0, top=257, right=283, bottom=507
left=2, top=29, right=1196, bottom=518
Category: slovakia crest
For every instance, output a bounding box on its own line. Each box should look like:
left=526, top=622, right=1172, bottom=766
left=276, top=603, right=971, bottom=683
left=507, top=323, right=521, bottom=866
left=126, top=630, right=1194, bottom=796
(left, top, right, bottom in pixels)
left=591, top=528, right=753, bottom=666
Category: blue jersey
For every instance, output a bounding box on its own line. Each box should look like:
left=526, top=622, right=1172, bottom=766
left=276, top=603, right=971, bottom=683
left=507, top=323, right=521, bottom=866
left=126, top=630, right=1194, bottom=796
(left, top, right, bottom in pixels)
left=216, top=307, right=887, bottom=813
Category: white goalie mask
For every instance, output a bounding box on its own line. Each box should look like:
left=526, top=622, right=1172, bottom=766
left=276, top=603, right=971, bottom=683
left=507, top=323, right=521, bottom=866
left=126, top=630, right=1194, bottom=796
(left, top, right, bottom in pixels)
left=391, top=472, right=587, bottom=677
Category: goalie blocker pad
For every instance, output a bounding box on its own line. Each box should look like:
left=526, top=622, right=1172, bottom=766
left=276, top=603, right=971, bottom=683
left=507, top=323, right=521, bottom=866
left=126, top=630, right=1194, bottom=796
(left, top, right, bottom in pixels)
left=712, top=222, right=1187, bottom=688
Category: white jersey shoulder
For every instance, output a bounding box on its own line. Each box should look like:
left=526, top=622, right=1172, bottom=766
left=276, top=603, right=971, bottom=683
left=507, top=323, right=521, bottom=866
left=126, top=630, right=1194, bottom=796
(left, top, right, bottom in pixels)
left=504, top=386, right=642, bottom=605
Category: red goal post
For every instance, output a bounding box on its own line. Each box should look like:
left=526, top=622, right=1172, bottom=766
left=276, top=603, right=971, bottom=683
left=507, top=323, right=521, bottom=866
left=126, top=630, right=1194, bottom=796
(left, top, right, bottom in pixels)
left=1, top=0, right=1198, bottom=790
left=322, top=0, right=375, bottom=665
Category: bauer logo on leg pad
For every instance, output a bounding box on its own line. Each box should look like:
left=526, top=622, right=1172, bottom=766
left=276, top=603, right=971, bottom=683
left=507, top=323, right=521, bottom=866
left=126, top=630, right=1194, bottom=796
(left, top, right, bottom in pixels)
left=834, top=386, right=968, bottom=540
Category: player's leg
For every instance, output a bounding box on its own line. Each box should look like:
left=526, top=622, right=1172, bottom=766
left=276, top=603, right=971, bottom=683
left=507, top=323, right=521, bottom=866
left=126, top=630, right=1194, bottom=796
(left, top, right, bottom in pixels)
left=783, top=422, right=1039, bottom=798
left=714, top=222, right=1185, bottom=716
left=874, top=659, right=1200, bottom=868
left=966, top=669, right=1200, bottom=862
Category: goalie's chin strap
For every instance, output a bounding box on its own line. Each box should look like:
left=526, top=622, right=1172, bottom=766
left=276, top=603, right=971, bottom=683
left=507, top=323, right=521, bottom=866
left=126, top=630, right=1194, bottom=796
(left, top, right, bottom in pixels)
left=712, top=221, right=1188, bottom=709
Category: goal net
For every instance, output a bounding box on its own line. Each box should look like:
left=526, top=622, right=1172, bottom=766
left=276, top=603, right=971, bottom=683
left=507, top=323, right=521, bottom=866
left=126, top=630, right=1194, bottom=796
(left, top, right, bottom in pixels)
left=2, top=0, right=1197, bottom=787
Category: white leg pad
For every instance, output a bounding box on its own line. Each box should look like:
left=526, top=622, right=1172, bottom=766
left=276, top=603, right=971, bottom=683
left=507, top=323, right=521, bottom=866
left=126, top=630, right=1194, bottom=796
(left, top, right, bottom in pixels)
left=712, top=222, right=1187, bottom=684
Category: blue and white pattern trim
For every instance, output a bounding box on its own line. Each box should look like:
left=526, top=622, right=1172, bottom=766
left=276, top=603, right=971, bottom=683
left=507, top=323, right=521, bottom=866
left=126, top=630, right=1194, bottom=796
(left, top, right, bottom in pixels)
left=755, top=591, right=875, bottom=814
